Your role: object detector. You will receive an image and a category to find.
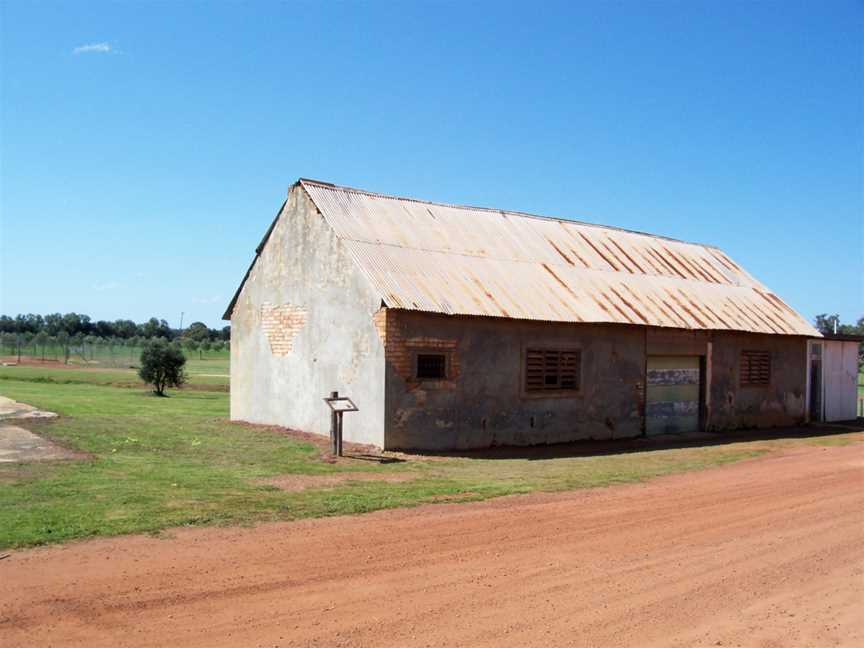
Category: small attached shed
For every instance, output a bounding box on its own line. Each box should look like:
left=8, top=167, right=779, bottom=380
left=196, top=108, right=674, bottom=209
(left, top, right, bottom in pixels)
left=225, top=178, right=822, bottom=450
left=806, top=334, right=863, bottom=422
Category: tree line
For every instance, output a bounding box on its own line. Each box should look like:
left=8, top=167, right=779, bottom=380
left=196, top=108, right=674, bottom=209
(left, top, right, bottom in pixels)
left=0, top=313, right=229, bottom=341
left=813, top=314, right=864, bottom=338
left=0, top=313, right=230, bottom=364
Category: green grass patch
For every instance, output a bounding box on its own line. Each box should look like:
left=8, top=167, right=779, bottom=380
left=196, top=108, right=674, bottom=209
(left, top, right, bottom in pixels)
left=0, top=358, right=228, bottom=389
left=1, top=366, right=861, bottom=550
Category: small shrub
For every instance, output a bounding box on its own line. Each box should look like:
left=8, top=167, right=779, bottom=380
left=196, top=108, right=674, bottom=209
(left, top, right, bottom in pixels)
left=138, top=339, right=186, bottom=396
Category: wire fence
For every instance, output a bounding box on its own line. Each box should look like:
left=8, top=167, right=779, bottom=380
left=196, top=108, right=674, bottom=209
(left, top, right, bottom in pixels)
left=1, top=338, right=227, bottom=369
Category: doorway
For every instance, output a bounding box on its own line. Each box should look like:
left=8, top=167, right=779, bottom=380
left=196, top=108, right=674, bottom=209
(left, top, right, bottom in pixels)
left=646, top=356, right=702, bottom=435
left=808, top=341, right=822, bottom=423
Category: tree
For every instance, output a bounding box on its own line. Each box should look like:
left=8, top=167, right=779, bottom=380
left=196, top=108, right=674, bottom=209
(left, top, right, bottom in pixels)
left=62, top=312, right=84, bottom=336
left=56, top=331, right=70, bottom=364
left=84, top=335, right=99, bottom=360
left=138, top=339, right=186, bottom=396
left=140, top=317, right=172, bottom=340
left=185, top=321, right=210, bottom=342
left=184, top=339, right=199, bottom=358
left=127, top=336, right=142, bottom=363
left=47, top=335, right=58, bottom=361
left=814, top=314, right=841, bottom=336
left=18, top=332, right=33, bottom=363
left=93, top=320, right=112, bottom=338
left=34, top=332, right=48, bottom=361
left=113, top=319, right=138, bottom=339
left=106, top=336, right=120, bottom=362
left=71, top=333, right=85, bottom=362
left=199, top=339, right=211, bottom=359
left=43, top=313, right=63, bottom=335
left=814, top=313, right=864, bottom=371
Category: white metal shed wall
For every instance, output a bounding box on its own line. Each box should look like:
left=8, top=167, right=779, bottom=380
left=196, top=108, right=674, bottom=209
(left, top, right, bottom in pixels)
left=823, top=340, right=859, bottom=422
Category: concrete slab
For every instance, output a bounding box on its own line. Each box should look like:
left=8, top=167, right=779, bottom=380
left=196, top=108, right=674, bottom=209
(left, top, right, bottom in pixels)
left=0, top=425, right=76, bottom=463
left=0, top=395, right=57, bottom=420
left=0, top=396, right=71, bottom=462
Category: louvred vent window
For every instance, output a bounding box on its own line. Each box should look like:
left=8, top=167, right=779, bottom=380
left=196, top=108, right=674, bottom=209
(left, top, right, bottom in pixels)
left=526, top=349, right=581, bottom=392
left=740, top=350, right=770, bottom=386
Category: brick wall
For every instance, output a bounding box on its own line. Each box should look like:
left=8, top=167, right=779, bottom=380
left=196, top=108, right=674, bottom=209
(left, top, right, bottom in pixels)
left=372, top=308, right=459, bottom=384
left=260, top=303, right=308, bottom=356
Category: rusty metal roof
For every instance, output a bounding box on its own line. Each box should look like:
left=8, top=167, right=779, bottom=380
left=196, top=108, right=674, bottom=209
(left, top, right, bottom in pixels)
left=238, top=178, right=817, bottom=336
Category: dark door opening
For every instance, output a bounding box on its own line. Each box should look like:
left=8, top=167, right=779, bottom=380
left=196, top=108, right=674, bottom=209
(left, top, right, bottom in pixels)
left=809, top=346, right=822, bottom=423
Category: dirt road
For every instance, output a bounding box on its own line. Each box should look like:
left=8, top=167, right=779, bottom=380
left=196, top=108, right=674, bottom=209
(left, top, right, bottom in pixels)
left=2, top=443, right=862, bottom=647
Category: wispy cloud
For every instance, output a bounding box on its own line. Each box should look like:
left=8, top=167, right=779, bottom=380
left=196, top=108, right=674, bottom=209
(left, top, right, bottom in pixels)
left=93, top=281, right=121, bottom=292
left=73, top=42, right=115, bottom=55
left=193, top=296, right=223, bottom=305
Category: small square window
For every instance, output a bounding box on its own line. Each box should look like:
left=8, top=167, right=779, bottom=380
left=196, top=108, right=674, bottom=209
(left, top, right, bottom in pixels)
left=416, top=353, right=446, bottom=380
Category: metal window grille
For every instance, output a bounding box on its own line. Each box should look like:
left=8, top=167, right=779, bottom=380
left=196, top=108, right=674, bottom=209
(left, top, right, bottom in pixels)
left=740, top=350, right=770, bottom=385
left=525, top=349, right=581, bottom=392
left=416, top=353, right=447, bottom=379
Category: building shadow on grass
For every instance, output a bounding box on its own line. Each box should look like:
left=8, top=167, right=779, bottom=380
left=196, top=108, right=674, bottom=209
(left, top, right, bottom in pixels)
left=343, top=452, right=405, bottom=464
left=402, top=420, right=864, bottom=461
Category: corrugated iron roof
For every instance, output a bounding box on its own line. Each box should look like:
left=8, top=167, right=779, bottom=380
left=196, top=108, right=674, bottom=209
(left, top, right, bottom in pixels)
left=299, top=179, right=817, bottom=337
left=225, top=178, right=819, bottom=337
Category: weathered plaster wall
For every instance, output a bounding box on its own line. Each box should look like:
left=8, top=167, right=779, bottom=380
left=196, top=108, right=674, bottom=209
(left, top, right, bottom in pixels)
left=381, top=311, right=645, bottom=450
left=708, top=332, right=807, bottom=430
left=230, top=186, right=386, bottom=445
left=645, top=327, right=806, bottom=430
left=379, top=315, right=807, bottom=449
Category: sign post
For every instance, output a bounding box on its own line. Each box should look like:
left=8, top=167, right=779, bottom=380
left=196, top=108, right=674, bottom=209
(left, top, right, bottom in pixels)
left=322, top=392, right=359, bottom=457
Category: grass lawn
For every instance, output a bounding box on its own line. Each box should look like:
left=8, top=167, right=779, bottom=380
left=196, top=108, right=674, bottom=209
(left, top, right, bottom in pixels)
left=1, top=366, right=861, bottom=550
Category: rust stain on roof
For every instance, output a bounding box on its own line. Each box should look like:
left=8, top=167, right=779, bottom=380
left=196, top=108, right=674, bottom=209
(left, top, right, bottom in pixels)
left=607, top=237, right=647, bottom=275
left=469, top=275, right=510, bottom=318
left=546, top=238, right=575, bottom=266
left=608, top=286, right=649, bottom=324
left=541, top=263, right=575, bottom=295
left=577, top=231, right=619, bottom=271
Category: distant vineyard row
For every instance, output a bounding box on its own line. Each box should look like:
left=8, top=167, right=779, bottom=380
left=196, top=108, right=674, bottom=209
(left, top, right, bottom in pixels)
left=1, top=334, right=227, bottom=366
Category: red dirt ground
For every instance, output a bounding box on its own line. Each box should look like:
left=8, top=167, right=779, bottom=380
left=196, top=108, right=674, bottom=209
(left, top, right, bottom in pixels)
left=2, top=443, right=862, bottom=647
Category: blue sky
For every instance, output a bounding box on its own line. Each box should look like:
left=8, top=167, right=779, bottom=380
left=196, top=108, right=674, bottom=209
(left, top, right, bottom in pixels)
left=1, top=1, right=861, bottom=328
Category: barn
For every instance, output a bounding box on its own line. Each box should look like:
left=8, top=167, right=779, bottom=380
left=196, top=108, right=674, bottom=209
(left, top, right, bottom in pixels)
left=225, top=178, right=826, bottom=450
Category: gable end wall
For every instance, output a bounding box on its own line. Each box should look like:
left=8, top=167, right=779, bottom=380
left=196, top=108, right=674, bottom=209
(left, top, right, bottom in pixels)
left=229, top=186, right=386, bottom=445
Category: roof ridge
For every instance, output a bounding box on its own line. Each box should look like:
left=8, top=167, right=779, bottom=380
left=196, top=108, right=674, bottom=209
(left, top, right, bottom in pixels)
left=297, top=177, right=721, bottom=250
